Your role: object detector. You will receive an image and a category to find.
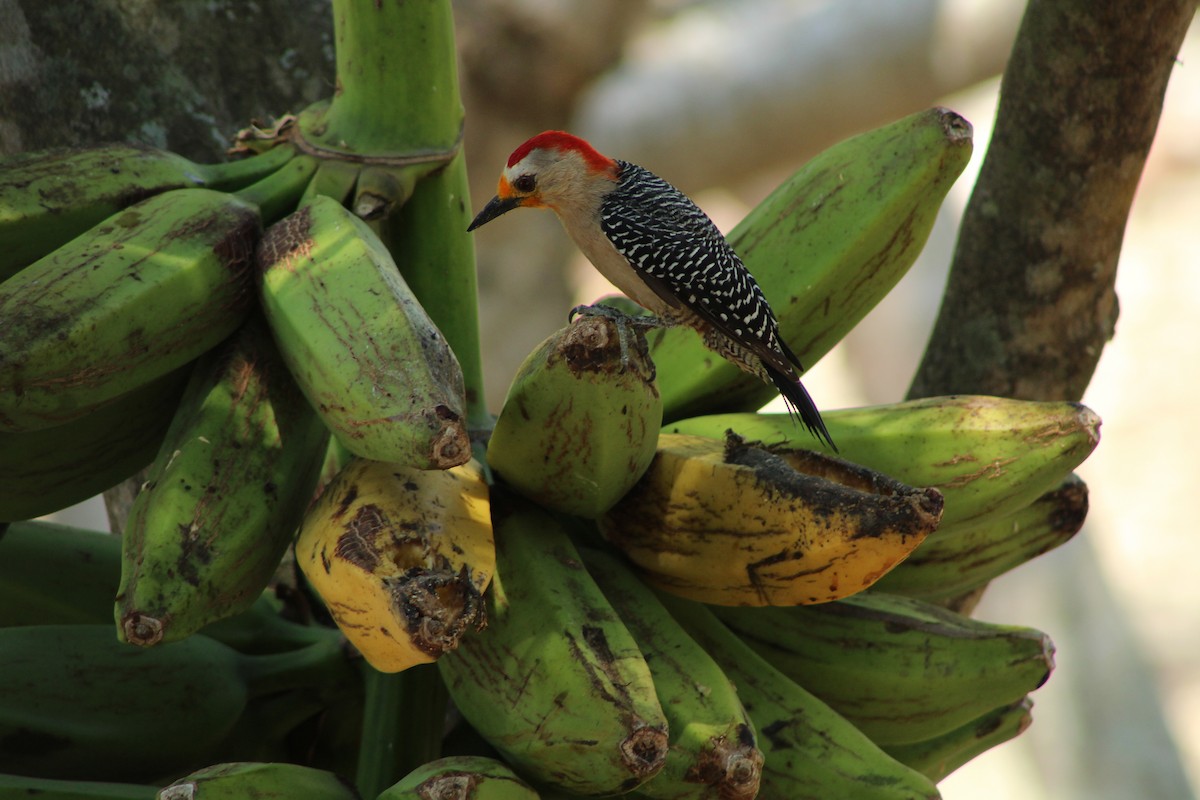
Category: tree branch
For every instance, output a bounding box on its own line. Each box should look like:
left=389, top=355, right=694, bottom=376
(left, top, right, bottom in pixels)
left=909, top=0, right=1197, bottom=402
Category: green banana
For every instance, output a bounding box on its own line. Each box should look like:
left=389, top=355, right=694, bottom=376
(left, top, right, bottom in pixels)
left=116, top=318, right=330, bottom=646
left=487, top=311, right=662, bottom=518
left=257, top=193, right=469, bottom=468
left=0, top=143, right=294, bottom=283
left=644, top=107, right=973, bottom=421
left=579, top=545, right=763, bottom=800
left=881, top=698, right=1033, bottom=783
left=656, top=593, right=941, bottom=800
left=665, top=395, right=1101, bottom=527
left=438, top=500, right=669, bottom=795
left=0, top=774, right=158, bottom=800
left=0, top=519, right=343, bottom=653
left=0, top=624, right=352, bottom=781
left=378, top=756, right=539, bottom=800
left=158, top=762, right=359, bottom=800
left=0, top=366, right=189, bottom=522
left=870, top=474, right=1088, bottom=602
left=712, top=592, right=1054, bottom=745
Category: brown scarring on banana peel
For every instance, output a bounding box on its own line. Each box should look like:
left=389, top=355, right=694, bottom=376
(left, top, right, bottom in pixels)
left=599, top=431, right=943, bottom=605
left=296, top=457, right=494, bottom=672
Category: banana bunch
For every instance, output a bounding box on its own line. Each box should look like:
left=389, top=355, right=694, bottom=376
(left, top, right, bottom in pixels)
left=294, top=455, right=494, bottom=673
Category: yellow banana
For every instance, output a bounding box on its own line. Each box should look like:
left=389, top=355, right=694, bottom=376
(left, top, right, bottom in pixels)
left=487, top=310, right=662, bottom=518
left=598, top=432, right=943, bottom=605
left=257, top=193, right=469, bottom=468
left=295, top=456, right=494, bottom=672
left=665, top=395, right=1101, bottom=528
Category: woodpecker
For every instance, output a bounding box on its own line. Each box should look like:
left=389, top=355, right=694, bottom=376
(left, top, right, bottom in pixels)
left=468, top=130, right=835, bottom=450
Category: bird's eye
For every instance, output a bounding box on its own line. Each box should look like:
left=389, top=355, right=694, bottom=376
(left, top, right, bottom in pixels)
left=513, top=174, right=536, bottom=193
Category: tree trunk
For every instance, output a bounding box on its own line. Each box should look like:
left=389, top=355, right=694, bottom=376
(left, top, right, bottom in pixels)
left=909, top=0, right=1198, bottom=402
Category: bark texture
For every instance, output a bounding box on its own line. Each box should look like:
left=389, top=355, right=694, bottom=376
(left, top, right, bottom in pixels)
left=909, top=0, right=1198, bottom=402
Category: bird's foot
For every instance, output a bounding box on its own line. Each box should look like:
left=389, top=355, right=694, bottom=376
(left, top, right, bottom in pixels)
left=567, top=303, right=659, bottom=379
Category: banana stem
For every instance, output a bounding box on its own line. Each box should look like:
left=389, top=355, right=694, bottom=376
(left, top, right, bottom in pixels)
left=232, top=153, right=318, bottom=224
left=196, top=143, right=297, bottom=191
left=308, top=0, right=462, bottom=155
left=238, top=635, right=356, bottom=700
left=355, top=663, right=447, bottom=797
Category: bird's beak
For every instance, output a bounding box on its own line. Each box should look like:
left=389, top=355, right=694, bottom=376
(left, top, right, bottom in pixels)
left=467, top=194, right=522, bottom=232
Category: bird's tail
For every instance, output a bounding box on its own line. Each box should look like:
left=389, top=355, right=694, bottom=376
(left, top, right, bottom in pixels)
left=768, top=365, right=837, bottom=452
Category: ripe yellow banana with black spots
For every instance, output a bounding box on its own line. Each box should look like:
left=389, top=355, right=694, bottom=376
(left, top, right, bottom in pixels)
left=713, top=592, right=1054, bottom=745
left=487, top=310, right=662, bottom=518
left=870, top=473, right=1088, bottom=602
left=257, top=193, right=469, bottom=468
left=598, top=431, right=943, bottom=605
left=378, top=756, right=540, bottom=800
left=656, top=592, right=941, bottom=800
left=438, top=500, right=669, bottom=796
left=645, top=107, right=973, bottom=421
left=0, top=155, right=316, bottom=434
left=665, top=395, right=1101, bottom=528
left=881, top=698, right=1033, bottom=783
left=0, top=142, right=295, bottom=282
left=116, top=319, right=330, bottom=646
left=579, top=545, right=763, bottom=800
left=0, top=365, right=189, bottom=522
left=295, top=455, right=494, bottom=672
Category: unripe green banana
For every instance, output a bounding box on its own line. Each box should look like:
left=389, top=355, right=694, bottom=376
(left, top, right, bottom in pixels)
left=0, top=366, right=188, bottom=522
left=881, top=698, right=1033, bottom=783
left=0, top=774, right=158, bottom=800
left=0, top=143, right=294, bottom=283
left=655, top=592, right=941, bottom=800
left=713, top=592, right=1054, bottom=745
left=0, top=519, right=343, bottom=654
left=378, top=756, right=539, bottom=800
left=257, top=193, right=469, bottom=468
left=438, top=501, right=669, bottom=795
left=665, top=395, right=1101, bottom=527
left=579, top=545, right=763, bottom=800
left=870, top=474, right=1088, bottom=602
left=116, top=319, right=330, bottom=646
left=0, top=150, right=318, bottom=434
left=0, top=625, right=252, bottom=780
left=599, top=432, right=942, bottom=606
left=0, top=190, right=258, bottom=431
left=487, top=312, right=662, bottom=518
left=646, top=107, right=973, bottom=421
left=158, top=762, right=360, bottom=800
left=0, top=624, right=352, bottom=781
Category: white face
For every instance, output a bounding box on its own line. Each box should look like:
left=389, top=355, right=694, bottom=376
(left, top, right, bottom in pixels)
left=499, top=148, right=615, bottom=215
